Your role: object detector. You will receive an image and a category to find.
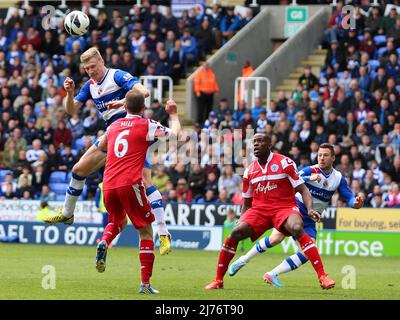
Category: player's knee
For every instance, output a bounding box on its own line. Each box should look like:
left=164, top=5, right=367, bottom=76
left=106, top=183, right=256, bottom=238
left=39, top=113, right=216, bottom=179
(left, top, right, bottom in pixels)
left=72, top=163, right=85, bottom=177
left=291, top=222, right=304, bottom=238
left=230, top=228, right=247, bottom=241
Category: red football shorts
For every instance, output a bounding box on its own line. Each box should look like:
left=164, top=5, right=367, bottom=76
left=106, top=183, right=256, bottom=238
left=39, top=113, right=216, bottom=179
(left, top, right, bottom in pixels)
left=103, top=182, right=154, bottom=230
left=239, top=206, right=301, bottom=241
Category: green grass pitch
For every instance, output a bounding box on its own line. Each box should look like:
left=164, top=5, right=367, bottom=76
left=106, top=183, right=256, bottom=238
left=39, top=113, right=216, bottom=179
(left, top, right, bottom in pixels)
left=1, top=243, right=399, bottom=300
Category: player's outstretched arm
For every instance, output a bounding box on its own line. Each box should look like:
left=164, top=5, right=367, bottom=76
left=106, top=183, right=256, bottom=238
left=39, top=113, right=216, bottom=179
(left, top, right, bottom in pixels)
left=338, top=176, right=364, bottom=209
left=64, top=77, right=83, bottom=115
left=295, top=184, right=320, bottom=222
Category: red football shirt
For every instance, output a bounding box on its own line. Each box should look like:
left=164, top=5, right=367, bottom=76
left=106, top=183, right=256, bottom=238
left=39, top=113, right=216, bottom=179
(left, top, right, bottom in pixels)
left=242, top=152, right=304, bottom=210
left=103, top=115, right=171, bottom=190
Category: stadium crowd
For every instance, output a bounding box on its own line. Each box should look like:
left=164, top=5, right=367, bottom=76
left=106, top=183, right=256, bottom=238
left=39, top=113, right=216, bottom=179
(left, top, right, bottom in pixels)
left=0, top=2, right=253, bottom=202
left=0, top=1, right=399, bottom=210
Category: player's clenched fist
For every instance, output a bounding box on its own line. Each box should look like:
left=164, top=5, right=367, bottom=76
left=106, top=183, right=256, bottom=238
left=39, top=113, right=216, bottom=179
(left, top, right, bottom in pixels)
left=308, top=209, right=321, bottom=223
left=165, top=100, right=177, bottom=115
left=64, top=77, right=75, bottom=93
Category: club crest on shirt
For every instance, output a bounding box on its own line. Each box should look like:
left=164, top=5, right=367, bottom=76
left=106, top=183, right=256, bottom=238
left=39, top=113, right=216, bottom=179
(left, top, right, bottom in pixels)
left=98, top=88, right=103, bottom=95
left=323, top=180, right=329, bottom=188
left=270, top=164, right=279, bottom=172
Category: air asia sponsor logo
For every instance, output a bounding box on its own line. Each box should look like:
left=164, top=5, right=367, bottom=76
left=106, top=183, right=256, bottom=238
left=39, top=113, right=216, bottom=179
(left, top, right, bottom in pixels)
left=255, top=182, right=278, bottom=194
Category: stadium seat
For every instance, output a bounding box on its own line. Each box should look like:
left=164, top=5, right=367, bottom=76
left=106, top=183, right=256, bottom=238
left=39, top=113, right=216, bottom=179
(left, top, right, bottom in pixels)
left=49, top=182, right=69, bottom=195
left=397, top=48, right=400, bottom=56
left=376, top=47, right=388, bottom=58
left=374, top=35, right=387, bottom=46
left=49, top=171, right=68, bottom=183
left=0, top=170, right=13, bottom=182
left=56, top=194, right=65, bottom=201
left=368, top=60, right=381, bottom=71
left=357, top=35, right=364, bottom=41
left=66, top=171, right=72, bottom=182
left=397, top=85, right=400, bottom=93
left=337, top=72, right=344, bottom=80
left=73, top=138, right=85, bottom=150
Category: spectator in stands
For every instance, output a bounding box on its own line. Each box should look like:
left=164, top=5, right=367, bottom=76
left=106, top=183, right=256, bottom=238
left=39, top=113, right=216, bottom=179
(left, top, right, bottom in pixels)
left=53, top=120, right=72, bottom=149
left=194, top=62, right=219, bottom=124
left=38, top=119, right=54, bottom=147
left=379, top=40, right=397, bottom=65
left=224, top=208, right=238, bottom=229
left=195, top=18, right=213, bottom=60
left=26, top=139, right=45, bottom=164
left=168, top=40, right=186, bottom=84
left=336, top=154, right=353, bottom=177
left=365, top=5, right=382, bottom=35
left=152, top=166, right=169, bottom=194
left=385, top=183, right=400, bottom=208
left=216, top=188, right=230, bottom=204
left=83, top=109, right=101, bottom=137
left=219, top=110, right=237, bottom=131
left=362, top=170, right=379, bottom=195
left=176, top=178, right=192, bottom=203
left=58, top=145, right=75, bottom=172
left=255, top=110, right=268, bottom=133
left=39, top=66, right=58, bottom=89
left=298, top=66, right=319, bottom=91
left=385, top=54, right=400, bottom=81
left=17, top=165, right=32, bottom=195
left=370, top=67, right=388, bottom=93
left=380, top=145, right=396, bottom=177
left=219, top=7, right=239, bottom=46
left=2, top=140, right=19, bottom=169
left=180, top=28, right=198, bottom=66
left=381, top=7, right=398, bottom=35
left=0, top=173, right=17, bottom=194
left=169, top=162, right=188, bottom=186
left=324, top=1, right=344, bottom=45
left=249, top=96, right=264, bottom=120
left=359, top=28, right=375, bottom=56
left=218, top=165, right=240, bottom=198
left=0, top=182, right=18, bottom=200
left=188, top=164, right=206, bottom=200
left=388, top=16, right=400, bottom=47
left=325, top=40, right=345, bottom=72
left=266, top=101, right=280, bottom=125
left=197, top=189, right=216, bottom=204
left=6, top=127, right=27, bottom=152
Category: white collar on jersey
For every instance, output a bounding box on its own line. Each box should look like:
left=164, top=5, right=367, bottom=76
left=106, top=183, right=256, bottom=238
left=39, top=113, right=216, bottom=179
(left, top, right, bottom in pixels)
left=257, top=152, right=273, bottom=174
left=318, top=165, right=333, bottom=178
left=96, top=68, right=110, bottom=85
left=126, top=114, right=142, bottom=118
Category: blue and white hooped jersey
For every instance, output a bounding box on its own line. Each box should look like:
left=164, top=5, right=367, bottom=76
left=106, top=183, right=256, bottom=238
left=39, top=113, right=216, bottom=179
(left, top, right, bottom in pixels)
left=296, top=165, right=356, bottom=216
left=75, top=68, right=139, bottom=126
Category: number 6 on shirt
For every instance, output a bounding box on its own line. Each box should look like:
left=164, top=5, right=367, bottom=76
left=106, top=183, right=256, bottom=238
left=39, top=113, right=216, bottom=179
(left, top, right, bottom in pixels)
left=114, top=129, right=130, bottom=158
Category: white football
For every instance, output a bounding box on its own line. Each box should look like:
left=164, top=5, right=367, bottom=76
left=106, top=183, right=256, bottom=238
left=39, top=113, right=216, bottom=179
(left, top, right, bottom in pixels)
left=64, top=10, right=90, bottom=36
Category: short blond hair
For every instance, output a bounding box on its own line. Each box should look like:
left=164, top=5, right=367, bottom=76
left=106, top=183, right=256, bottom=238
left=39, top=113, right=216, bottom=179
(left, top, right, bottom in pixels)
left=80, top=47, right=102, bottom=64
